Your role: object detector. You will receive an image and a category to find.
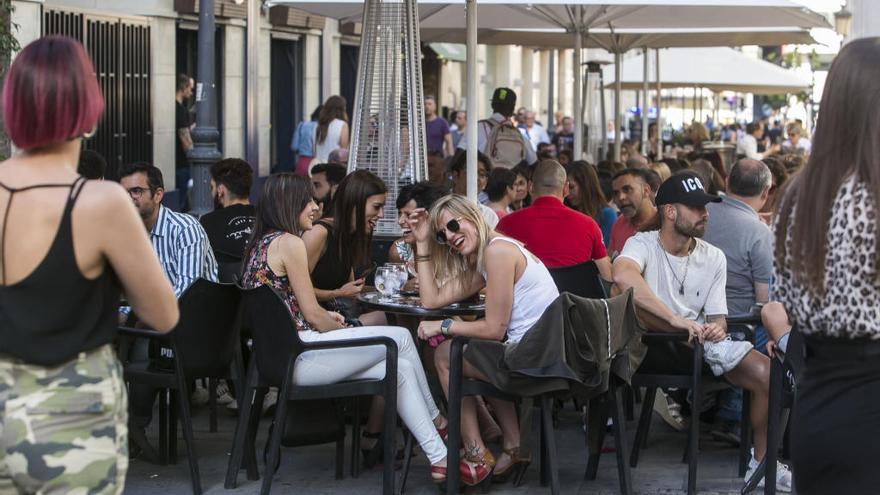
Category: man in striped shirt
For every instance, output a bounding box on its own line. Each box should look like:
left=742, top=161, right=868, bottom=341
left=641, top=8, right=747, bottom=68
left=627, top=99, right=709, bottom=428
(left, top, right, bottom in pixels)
left=119, top=162, right=218, bottom=461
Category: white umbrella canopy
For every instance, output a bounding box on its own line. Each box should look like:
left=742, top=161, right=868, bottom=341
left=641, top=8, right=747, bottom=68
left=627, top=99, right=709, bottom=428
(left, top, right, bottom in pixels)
left=420, top=27, right=818, bottom=50
left=264, top=1, right=829, bottom=33
left=602, top=46, right=812, bottom=94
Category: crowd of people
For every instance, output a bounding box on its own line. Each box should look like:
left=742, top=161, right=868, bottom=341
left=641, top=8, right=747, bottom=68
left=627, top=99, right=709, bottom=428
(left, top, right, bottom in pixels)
left=3, top=33, right=880, bottom=495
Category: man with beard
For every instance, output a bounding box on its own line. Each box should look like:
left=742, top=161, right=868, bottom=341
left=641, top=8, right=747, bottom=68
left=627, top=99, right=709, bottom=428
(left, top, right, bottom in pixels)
left=608, top=168, right=657, bottom=258
left=310, top=162, right=346, bottom=217
left=118, top=162, right=218, bottom=461
left=200, top=158, right=256, bottom=281
left=612, top=172, right=790, bottom=492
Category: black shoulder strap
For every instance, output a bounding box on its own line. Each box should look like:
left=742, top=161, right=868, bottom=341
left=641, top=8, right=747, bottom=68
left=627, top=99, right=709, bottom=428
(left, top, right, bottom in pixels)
left=0, top=178, right=84, bottom=285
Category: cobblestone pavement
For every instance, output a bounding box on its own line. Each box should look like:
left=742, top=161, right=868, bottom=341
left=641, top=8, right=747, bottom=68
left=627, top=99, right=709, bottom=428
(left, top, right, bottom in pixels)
left=124, top=401, right=779, bottom=495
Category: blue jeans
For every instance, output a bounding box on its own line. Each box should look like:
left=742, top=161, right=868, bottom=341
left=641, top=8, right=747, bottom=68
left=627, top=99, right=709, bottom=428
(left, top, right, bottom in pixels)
left=754, top=325, right=769, bottom=356
left=175, top=167, right=191, bottom=211
left=716, top=387, right=742, bottom=423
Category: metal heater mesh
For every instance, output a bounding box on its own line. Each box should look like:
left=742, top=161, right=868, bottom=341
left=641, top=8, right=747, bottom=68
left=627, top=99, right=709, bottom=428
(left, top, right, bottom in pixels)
left=349, top=0, right=427, bottom=236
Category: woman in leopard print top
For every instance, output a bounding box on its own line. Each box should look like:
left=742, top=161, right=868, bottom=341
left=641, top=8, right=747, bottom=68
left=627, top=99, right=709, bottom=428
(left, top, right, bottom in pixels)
left=771, top=37, right=880, bottom=494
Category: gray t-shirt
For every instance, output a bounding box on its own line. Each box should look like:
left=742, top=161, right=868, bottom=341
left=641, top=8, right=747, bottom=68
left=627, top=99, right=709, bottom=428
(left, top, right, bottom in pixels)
left=617, top=231, right=728, bottom=324
left=703, top=197, right=773, bottom=315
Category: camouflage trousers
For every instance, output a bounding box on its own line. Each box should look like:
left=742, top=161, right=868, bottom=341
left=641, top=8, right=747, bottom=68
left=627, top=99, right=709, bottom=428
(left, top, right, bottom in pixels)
left=0, top=344, right=128, bottom=495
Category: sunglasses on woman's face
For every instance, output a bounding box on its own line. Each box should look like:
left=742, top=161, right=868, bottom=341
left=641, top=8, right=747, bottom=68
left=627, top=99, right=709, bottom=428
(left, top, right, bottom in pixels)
left=435, top=218, right=463, bottom=244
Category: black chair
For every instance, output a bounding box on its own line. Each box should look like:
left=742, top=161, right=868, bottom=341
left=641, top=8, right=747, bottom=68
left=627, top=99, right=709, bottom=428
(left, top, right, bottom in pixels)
left=224, top=284, right=400, bottom=495
left=119, top=279, right=244, bottom=495
left=547, top=262, right=633, bottom=495
left=629, top=332, right=704, bottom=495
left=630, top=311, right=759, bottom=495
left=445, top=336, right=562, bottom=495
left=741, top=327, right=803, bottom=495
left=547, top=261, right=607, bottom=300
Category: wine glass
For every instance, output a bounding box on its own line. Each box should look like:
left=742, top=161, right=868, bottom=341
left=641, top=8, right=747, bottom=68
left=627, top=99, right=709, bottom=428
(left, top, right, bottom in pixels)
left=375, top=266, right=398, bottom=302
left=387, top=263, right=409, bottom=292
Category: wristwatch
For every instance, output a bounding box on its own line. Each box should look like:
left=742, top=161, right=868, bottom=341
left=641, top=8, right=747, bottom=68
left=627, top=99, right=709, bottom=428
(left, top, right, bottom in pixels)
left=440, top=318, right=453, bottom=336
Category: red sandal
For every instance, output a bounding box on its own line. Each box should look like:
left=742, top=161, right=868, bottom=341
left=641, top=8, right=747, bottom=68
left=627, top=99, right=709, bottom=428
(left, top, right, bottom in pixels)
left=460, top=448, right=495, bottom=487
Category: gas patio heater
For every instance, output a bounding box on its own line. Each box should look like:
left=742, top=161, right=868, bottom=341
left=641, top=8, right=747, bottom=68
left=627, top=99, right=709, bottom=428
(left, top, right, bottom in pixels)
left=348, top=0, right=427, bottom=236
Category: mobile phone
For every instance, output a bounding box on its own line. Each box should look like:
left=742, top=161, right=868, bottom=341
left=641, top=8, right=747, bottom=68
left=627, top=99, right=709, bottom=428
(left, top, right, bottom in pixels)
left=356, top=264, right=376, bottom=280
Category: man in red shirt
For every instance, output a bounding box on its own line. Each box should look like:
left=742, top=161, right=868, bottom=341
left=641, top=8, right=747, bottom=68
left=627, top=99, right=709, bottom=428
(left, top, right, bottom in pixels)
left=497, top=160, right=611, bottom=280
left=608, top=168, right=657, bottom=258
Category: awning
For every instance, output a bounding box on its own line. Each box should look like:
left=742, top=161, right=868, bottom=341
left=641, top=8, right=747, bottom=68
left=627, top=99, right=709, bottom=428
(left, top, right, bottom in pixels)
left=428, top=42, right=467, bottom=62
left=603, top=47, right=811, bottom=94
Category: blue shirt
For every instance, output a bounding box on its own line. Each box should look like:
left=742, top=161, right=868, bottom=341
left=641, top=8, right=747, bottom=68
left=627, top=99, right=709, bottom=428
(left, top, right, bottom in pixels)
left=150, top=206, right=219, bottom=298
left=598, top=206, right=617, bottom=249
left=121, top=206, right=218, bottom=316
left=291, top=120, right=318, bottom=158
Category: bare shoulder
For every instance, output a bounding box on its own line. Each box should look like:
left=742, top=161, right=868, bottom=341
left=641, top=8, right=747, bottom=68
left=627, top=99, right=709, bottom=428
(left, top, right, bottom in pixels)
left=302, top=222, right=329, bottom=242
left=275, top=232, right=307, bottom=253
left=75, top=180, right=134, bottom=215
left=485, top=238, right=523, bottom=266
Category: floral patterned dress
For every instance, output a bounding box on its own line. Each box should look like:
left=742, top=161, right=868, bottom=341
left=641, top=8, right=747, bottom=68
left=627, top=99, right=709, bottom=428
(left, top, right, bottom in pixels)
left=241, top=230, right=313, bottom=332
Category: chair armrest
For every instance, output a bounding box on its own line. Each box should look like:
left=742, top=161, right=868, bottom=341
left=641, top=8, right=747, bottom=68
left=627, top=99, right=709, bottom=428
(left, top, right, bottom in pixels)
left=641, top=331, right=690, bottom=342
left=117, top=326, right=167, bottom=339
left=300, top=335, right=397, bottom=354
left=727, top=312, right=762, bottom=326
left=294, top=335, right=398, bottom=394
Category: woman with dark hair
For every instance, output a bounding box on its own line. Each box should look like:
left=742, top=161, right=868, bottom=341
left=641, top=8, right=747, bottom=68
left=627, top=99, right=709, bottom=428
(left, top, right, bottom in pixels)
left=0, top=36, right=179, bottom=493
left=291, top=105, right=322, bottom=176
left=510, top=162, right=532, bottom=210
left=689, top=158, right=725, bottom=195
left=303, top=169, right=387, bottom=325
left=565, top=161, right=617, bottom=247
left=773, top=37, right=880, bottom=494
left=389, top=181, right=446, bottom=273
left=241, top=174, right=449, bottom=485
left=760, top=157, right=789, bottom=223
left=484, top=168, right=517, bottom=220
left=313, top=95, right=349, bottom=164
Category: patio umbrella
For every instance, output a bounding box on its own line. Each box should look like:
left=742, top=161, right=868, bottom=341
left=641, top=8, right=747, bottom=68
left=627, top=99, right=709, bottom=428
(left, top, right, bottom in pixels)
left=265, top=0, right=829, bottom=186
left=603, top=46, right=812, bottom=95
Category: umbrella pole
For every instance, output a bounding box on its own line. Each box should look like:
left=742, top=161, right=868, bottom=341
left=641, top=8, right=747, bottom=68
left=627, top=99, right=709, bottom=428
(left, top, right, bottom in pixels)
left=641, top=47, right=649, bottom=157
left=573, top=27, right=583, bottom=161
left=466, top=0, right=478, bottom=202
left=614, top=51, right=622, bottom=162
left=655, top=48, right=661, bottom=154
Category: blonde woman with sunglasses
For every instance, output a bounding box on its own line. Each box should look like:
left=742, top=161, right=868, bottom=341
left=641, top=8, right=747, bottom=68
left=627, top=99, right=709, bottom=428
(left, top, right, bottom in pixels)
left=407, top=194, right=559, bottom=488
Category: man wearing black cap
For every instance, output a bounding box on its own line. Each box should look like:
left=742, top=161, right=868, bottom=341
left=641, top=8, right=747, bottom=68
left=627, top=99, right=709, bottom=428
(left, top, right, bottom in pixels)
left=457, top=87, right=537, bottom=168
left=612, top=172, right=791, bottom=492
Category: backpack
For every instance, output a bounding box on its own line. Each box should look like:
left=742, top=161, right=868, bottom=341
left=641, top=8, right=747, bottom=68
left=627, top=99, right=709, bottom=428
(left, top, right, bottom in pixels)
left=482, top=118, right=526, bottom=168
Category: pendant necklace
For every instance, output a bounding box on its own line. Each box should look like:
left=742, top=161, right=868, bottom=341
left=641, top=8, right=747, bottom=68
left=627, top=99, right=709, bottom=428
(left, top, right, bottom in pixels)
left=659, top=237, right=690, bottom=295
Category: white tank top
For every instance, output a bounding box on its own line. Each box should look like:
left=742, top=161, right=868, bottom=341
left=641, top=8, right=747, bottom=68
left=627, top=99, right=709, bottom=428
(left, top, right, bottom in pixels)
left=482, top=236, right=559, bottom=343
left=314, top=119, right=346, bottom=161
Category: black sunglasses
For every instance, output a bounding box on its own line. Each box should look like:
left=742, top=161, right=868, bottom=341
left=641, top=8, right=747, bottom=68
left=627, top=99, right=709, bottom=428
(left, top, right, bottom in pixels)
left=435, top=218, right=462, bottom=244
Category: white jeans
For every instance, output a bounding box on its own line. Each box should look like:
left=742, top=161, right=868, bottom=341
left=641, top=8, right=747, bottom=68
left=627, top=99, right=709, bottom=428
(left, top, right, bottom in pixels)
left=294, top=326, right=446, bottom=464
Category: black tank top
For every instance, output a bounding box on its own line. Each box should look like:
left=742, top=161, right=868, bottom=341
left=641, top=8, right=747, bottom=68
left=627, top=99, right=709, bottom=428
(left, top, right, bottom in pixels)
left=0, top=177, right=121, bottom=366
left=311, top=220, right=352, bottom=291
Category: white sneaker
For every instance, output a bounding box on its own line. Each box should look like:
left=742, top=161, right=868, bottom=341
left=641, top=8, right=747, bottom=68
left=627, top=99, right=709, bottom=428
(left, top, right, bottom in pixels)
left=191, top=383, right=210, bottom=406
left=215, top=381, right=235, bottom=405
left=744, top=452, right=792, bottom=493
left=653, top=390, right=685, bottom=431
left=703, top=338, right=752, bottom=376
left=262, top=388, right=278, bottom=416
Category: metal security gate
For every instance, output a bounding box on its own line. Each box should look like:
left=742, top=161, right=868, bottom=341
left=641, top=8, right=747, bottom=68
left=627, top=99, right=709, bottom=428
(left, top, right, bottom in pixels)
left=43, top=10, right=152, bottom=177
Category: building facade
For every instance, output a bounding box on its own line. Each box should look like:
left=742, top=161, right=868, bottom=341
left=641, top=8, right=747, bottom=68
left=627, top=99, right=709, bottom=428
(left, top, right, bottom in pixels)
left=10, top=0, right=592, bottom=189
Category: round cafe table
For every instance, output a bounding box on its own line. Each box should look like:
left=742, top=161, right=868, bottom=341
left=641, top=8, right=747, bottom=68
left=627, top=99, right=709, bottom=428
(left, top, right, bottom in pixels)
left=357, top=290, right=485, bottom=325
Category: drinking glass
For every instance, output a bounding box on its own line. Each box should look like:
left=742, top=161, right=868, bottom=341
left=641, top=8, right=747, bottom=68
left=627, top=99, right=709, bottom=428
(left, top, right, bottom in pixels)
left=387, top=263, right=409, bottom=291
left=375, top=266, right=398, bottom=302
